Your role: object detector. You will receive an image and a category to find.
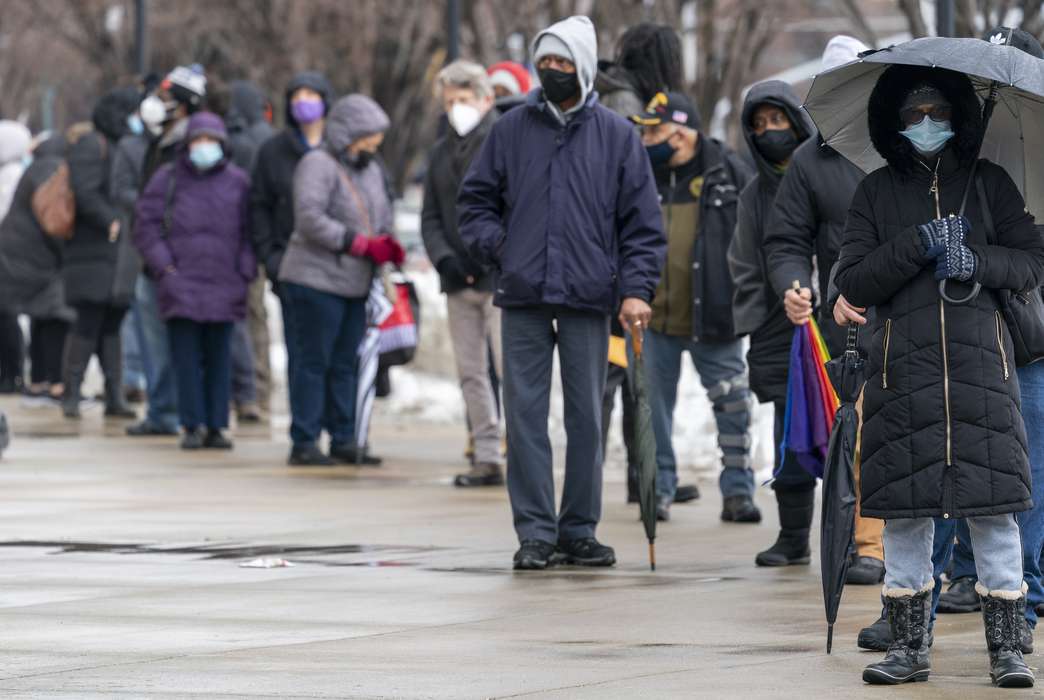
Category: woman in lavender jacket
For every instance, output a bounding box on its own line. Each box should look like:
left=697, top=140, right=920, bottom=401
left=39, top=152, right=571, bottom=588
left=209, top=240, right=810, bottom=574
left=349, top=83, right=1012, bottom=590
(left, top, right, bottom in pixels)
left=134, top=112, right=256, bottom=450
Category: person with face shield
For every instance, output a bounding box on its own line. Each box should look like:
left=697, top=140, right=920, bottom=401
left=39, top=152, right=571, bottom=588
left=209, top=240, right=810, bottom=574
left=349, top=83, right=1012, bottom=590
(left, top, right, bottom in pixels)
left=277, top=95, right=403, bottom=467
left=834, top=65, right=1044, bottom=687
left=459, top=15, right=666, bottom=570
left=133, top=112, right=255, bottom=450
left=421, top=60, right=504, bottom=488
left=629, top=92, right=756, bottom=525
left=727, top=81, right=815, bottom=566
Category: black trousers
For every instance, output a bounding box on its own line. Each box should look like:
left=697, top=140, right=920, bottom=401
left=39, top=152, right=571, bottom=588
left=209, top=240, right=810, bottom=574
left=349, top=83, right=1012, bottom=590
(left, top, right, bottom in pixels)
left=772, top=397, right=816, bottom=492
left=72, top=303, right=126, bottom=348
left=0, top=311, right=24, bottom=387
left=29, top=318, right=69, bottom=384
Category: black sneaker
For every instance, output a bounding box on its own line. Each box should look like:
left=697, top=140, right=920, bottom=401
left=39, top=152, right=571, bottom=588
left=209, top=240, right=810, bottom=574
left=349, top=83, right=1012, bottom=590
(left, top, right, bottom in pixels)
left=937, top=576, right=980, bottom=613
left=180, top=429, right=204, bottom=450
left=847, top=555, right=885, bottom=585
left=721, top=495, right=762, bottom=523
left=553, top=537, right=616, bottom=567
left=127, top=421, right=179, bottom=437
left=329, top=443, right=382, bottom=466
left=513, top=540, right=556, bottom=570
left=674, top=484, right=700, bottom=503
left=288, top=444, right=336, bottom=467
left=453, top=462, right=504, bottom=487
left=203, top=429, right=233, bottom=450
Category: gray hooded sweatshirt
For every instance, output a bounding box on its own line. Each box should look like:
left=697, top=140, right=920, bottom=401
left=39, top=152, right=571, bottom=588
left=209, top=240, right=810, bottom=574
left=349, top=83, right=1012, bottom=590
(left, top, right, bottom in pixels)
left=278, top=94, right=393, bottom=299
left=531, top=15, right=598, bottom=123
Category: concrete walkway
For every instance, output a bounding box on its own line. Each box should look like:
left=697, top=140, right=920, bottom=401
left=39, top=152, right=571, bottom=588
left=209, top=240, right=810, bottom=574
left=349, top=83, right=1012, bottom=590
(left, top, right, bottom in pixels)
left=0, top=397, right=1033, bottom=698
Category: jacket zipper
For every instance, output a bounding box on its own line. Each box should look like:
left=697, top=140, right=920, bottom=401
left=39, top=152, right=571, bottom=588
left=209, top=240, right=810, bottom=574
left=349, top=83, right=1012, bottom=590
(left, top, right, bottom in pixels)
left=996, top=311, right=1011, bottom=381
left=664, top=170, right=676, bottom=324
left=920, top=157, right=953, bottom=467
left=882, top=319, right=892, bottom=389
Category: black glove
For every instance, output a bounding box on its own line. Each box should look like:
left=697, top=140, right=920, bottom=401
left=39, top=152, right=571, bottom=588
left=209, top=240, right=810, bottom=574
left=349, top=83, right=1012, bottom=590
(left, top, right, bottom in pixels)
left=437, top=256, right=474, bottom=287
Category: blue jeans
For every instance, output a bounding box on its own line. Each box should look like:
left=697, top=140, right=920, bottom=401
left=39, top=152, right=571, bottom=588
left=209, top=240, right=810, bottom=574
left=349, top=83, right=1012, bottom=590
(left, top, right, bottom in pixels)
left=167, top=319, right=232, bottom=431
left=931, top=362, right=1044, bottom=625
left=502, top=306, right=609, bottom=544
left=120, top=303, right=145, bottom=390
left=283, top=282, right=365, bottom=448
left=645, top=331, right=754, bottom=501
left=133, top=277, right=179, bottom=432
left=889, top=515, right=1023, bottom=593
left=230, top=321, right=257, bottom=405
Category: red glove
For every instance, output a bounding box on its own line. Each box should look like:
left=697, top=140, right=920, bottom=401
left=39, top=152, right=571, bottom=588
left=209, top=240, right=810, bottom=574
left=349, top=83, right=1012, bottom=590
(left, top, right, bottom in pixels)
left=353, top=234, right=404, bottom=266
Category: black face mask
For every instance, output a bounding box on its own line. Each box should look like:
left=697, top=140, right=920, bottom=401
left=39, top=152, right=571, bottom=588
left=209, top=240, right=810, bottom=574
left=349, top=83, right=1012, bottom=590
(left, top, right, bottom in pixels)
left=538, top=68, right=580, bottom=105
left=351, top=150, right=375, bottom=169
left=753, top=129, right=799, bottom=164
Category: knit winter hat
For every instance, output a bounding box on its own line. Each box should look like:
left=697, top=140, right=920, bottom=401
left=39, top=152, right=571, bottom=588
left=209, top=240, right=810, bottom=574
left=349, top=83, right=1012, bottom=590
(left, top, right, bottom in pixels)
left=901, top=83, right=950, bottom=112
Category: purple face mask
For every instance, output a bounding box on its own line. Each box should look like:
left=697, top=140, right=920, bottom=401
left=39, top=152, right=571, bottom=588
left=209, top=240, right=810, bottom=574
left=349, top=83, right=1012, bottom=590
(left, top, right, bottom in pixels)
left=291, top=98, right=324, bottom=125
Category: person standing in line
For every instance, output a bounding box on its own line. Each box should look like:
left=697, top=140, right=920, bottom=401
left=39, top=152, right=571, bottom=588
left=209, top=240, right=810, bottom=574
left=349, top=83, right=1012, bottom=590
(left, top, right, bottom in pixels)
left=0, top=121, right=32, bottom=394
left=630, top=92, right=756, bottom=523
left=134, top=112, right=255, bottom=449
left=278, top=95, right=402, bottom=466
left=61, top=87, right=143, bottom=421
left=421, top=60, right=504, bottom=487
left=459, top=15, right=666, bottom=570
left=126, top=65, right=208, bottom=437
left=728, top=80, right=816, bottom=564
left=250, top=72, right=334, bottom=463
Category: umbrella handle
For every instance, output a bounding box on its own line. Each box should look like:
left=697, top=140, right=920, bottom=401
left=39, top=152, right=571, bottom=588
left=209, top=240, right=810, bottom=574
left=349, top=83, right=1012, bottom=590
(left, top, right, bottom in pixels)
left=939, top=279, right=981, bottom=305
left=631, top=326, right=644, bottom=358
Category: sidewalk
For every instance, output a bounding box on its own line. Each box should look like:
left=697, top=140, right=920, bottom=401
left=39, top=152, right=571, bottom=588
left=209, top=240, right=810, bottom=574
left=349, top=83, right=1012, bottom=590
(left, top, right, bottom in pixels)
left=0, top=397, right=1020, bottom=698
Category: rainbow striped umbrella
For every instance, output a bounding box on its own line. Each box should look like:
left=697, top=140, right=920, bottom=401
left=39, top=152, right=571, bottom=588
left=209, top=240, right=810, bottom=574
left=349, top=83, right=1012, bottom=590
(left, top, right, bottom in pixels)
left=779, top=318, right=839, bottom=479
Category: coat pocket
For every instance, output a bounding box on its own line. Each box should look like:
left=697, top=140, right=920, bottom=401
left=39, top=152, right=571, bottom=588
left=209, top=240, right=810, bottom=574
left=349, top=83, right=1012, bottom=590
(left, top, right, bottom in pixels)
left=882, top=318, right=893, bottom=389
left=995, top=311, right=1011, bottom=381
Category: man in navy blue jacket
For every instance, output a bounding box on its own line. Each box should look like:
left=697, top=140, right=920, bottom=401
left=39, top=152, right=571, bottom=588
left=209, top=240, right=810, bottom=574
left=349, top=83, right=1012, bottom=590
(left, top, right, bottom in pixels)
left=459, top=15, right=666, bottom=570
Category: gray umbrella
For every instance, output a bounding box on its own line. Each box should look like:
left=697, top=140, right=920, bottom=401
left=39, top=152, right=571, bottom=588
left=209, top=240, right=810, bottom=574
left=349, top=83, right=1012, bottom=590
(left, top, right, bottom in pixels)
left=803, top=36, right=1044, bottom=217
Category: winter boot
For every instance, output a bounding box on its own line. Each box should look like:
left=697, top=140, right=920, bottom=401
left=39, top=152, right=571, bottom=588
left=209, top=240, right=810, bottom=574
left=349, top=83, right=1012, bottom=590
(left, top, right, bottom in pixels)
left=60, top=334, right=94, bottom=419
left=756, top=488, right=813, bottom=566
left=863, top=585, right=932, bottom=685
left=99, top=334, right=136, bottom=418
left=978, top=583, right=1035, bottom=688
left=454, top=462, right=504, bottom=487
left=937, top=575, right=981, bottom=613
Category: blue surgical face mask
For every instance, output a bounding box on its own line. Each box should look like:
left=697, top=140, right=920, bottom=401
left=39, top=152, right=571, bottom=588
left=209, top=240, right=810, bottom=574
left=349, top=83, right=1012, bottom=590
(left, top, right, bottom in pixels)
left=899, top=116, right=954, bottom=156
left=189, top=141, right=223, bottom=170
left=645, top=139, right=677, bottom=167
left=127, top=114, right=144, bottom=135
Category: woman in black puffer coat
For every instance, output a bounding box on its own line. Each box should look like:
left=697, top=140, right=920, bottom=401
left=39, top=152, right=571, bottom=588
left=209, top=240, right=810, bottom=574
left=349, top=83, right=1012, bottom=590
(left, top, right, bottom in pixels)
left=61, top=87, right=142, bottom=420
left=836, top=65, right=1043, bottom=688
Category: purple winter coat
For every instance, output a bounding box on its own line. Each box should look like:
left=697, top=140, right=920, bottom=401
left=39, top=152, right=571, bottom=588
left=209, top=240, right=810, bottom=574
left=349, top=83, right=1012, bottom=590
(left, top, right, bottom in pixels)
left=134, top=112, right=257, bottom=322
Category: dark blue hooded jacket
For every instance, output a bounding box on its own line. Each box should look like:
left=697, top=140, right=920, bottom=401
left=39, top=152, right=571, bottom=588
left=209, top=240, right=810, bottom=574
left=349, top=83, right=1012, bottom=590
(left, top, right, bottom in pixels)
left=457, top=90, right=665, bottom=315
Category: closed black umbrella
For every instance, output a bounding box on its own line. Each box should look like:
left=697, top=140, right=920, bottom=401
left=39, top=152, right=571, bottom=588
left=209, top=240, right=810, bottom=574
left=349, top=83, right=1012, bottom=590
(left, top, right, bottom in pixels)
left=629, top=329, right=657, bottom=571
left=821, top=325, right=865, bottom=653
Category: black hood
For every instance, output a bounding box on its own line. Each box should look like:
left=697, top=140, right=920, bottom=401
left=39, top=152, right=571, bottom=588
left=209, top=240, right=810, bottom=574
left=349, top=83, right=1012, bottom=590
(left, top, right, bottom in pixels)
left=868, top=65, right=982, bottom=175
left=740, top=80, right=815, bottom=184
left=284, top=71, right=334, bottom=128
left=595, top=61, right=641, bottom=96
left=33, top=135, right=66, bottom=159
left=227, top=80, right=268, bottom=130
left=92, top=86, right=140, bottom=143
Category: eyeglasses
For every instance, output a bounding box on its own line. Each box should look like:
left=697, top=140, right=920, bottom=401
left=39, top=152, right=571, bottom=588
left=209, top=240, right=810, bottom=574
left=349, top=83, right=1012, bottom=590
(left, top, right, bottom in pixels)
left=901, top=105, right=952, bottom=127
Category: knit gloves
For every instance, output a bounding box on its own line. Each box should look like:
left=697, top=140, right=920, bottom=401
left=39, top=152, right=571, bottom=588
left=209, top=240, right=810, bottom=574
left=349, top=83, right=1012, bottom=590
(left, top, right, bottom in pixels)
left=917, top=215, right=977, bottom=282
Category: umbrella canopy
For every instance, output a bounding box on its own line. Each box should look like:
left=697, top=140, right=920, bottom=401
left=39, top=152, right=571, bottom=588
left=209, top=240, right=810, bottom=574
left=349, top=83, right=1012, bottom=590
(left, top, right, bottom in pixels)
left=804, top=36, right=1044, bottom=216
left=779, top=317, right=839, bottom=480
left=629, top=330, right=657, bottom=571
left=820, top=325, right=866, bottom=653
left=356, top=280, right=394, bottom=462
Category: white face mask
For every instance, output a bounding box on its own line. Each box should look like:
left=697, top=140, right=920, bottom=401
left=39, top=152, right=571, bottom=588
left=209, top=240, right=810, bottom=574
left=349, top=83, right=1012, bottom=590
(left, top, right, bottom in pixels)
left=448, top=103, right=482, bottom=137
left=139, top=95, right=166, bottom=135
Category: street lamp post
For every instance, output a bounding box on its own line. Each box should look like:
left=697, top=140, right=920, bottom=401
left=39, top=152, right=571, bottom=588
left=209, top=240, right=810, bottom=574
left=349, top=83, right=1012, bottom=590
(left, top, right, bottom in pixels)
left=447, top=0, right=460, bottom=63
left=135, top=0, right=148, bottom=75
left=936, top=0, right=955, bottom=38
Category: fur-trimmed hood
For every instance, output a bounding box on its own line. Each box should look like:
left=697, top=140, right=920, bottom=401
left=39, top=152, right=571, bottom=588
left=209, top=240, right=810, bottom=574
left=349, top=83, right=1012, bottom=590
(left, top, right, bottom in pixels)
left=867, top=64, right=982, bottom=174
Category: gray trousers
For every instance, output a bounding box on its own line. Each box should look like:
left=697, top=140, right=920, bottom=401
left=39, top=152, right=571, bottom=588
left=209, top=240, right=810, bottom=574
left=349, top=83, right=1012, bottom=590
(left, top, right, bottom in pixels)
left=447, top=289, right=502, bottom=466
left=885, top=515, right=1023, bottom=592
left=502, top=306, right=610, bottom=544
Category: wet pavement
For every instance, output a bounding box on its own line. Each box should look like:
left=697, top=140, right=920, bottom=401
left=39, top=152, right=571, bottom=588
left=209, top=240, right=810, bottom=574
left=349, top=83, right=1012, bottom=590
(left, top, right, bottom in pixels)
left=0, top=396, right=1036, bottom=698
